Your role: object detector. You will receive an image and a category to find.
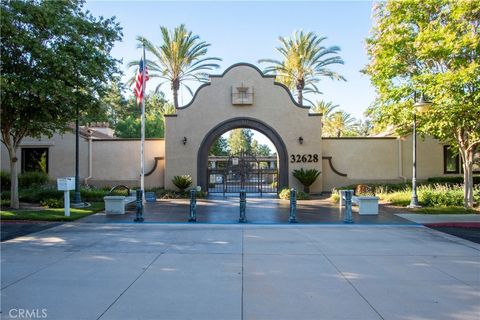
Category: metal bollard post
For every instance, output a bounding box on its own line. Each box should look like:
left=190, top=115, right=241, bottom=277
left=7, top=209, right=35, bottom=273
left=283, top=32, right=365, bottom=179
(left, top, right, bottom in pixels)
left=343, top=190, right=354, bottom=224
left=134, top=189, right=144, bottom=222
left=340, top=189, right=354, bottom=207
left=289, top=188, right=298, bottom=223
left=188, top=189, right=197, bottom=222
left=239, top=190, right=247, bottom=223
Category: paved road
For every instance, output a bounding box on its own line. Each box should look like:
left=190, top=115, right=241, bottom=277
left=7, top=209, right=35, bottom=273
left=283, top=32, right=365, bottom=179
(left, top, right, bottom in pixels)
left=1, top=221, right=61, bottom=242
left=1, top=223, right=479, bottom=320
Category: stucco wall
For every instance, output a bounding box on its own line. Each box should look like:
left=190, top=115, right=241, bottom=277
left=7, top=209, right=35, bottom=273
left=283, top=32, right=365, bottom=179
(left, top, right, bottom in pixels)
left=1, top=132, right=89, bottom=180
left=322, top=135, right=448, bottom=191
left=1, top=135, right=166, bottom=189
left=90, top=139, right=165, bottom=188
left=165, top=63, right=323, bottom=192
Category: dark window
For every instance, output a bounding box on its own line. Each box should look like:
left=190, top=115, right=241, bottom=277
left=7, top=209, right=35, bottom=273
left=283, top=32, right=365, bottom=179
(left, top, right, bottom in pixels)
left=443, top=146, right=460, bottom=174
left=21, top=148, right=48, bottom=173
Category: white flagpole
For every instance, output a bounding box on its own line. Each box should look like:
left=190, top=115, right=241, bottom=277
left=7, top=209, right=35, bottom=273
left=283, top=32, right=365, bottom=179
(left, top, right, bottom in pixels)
left=140, top=43, right=146, bottom=203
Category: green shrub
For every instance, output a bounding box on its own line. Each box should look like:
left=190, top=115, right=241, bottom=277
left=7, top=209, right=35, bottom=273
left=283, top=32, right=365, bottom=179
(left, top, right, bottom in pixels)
left=40, top=198, right=64, bottom=208
left=19, top=187, right=62, bottom=203
left=292, top=169, right=321, bottom=193
left=278, top=188, right=310, bottom=200
left=18, top=171, right=49, bottom=188
left=172, top=175, right=192, bottom=192
left=427, top=176, right=480, bottom=185
left=150, top=187, right=206, bottom=199
left=80, top=188, right=110, bottom=202
left=1, top=191, right=11, bottom=200
left=330, top=192, right=340, bottom=203
left=378, top=191, right=411, bottom=206
left=1, top=170, right=11, bottom=190
left=419, top=184, right=464, bottom=207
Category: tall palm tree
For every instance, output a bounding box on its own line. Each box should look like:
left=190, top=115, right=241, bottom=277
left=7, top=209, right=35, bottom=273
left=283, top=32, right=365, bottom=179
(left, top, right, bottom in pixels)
left=324, top=111, right=356, bottom=137
left=310, top=100, right=339, bottom=116
left=130, top=24, right=221, bottom=109
left=311, top=100, right=339, bottom=136
left=259, top=30, right=345, bottom=106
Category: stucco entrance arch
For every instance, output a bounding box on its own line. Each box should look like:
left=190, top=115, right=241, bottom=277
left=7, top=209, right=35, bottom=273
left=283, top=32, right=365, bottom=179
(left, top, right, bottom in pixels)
left=164, top=63, right=323, bottom=193
left=197, top=117, right=289, bottom=191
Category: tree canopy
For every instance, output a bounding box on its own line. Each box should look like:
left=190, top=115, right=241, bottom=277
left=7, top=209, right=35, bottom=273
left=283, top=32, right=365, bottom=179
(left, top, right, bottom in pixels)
left=227, top=129, right=254, bottom=155
left=131, top=24, right=221, bottom=109
left=113, top=92, right=174, bottom=138
left=1, top=0, right=122, bottom=208
left=259, top=31, right=345, bottom=106
left=364, top=0, right=480, bottom=207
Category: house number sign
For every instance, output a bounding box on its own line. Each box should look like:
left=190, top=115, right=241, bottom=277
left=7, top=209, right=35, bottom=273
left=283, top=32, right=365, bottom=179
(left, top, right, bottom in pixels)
left=290, top=154, right=319, bottom=163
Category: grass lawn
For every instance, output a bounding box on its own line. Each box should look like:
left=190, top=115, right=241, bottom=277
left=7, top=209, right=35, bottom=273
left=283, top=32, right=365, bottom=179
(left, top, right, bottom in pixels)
left=1, top=202, right=104, bottom=221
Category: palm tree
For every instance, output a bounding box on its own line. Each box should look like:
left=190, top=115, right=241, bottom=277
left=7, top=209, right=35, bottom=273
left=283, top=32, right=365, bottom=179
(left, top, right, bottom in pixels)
left=324, top=111, right=356, bottom=137
left=259, top=30, right=345, bottom=106
left=130, top=24, right=221, bottom=109
left=310, top=100, right=339, bottom=116
left=311, top=100, right=340, bottom=136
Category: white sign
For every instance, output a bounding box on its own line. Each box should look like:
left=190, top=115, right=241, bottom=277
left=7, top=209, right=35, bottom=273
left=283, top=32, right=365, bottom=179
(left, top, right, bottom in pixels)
left=57, top=177, right=75, bottom=191
left=57, top=177, right=75, bottom=217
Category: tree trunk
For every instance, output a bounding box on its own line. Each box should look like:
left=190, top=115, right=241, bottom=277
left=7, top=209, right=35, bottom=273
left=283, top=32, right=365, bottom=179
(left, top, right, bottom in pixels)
left=172, top=78, right=180, bottom=109
left=461, top=148, right=475, bottom=208
left=296, top=79, right=304, bottom=106
left=5, top=143, right=19, bottom=209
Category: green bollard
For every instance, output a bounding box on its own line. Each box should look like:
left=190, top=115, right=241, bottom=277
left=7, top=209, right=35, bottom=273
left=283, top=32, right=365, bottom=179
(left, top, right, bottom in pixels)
left=188, top=189, right=197, bottom=222
left=289, top=188, right=298, bottom=223
left=239, top=190, right=247, bottom=223
left=134, top=189, right=144, bottom=222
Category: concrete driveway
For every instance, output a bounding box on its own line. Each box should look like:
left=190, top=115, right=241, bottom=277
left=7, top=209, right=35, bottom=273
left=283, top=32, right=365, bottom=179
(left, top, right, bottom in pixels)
left=1, top=223, right=479, bottom=320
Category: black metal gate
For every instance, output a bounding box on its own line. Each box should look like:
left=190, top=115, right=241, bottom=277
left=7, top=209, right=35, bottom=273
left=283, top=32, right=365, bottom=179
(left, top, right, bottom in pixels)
left=208, top=151, right=278, bottom=195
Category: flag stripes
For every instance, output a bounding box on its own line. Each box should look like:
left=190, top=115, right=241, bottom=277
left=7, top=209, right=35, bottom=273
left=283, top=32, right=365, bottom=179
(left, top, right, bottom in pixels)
left=134, top=58, right=149, bottom=104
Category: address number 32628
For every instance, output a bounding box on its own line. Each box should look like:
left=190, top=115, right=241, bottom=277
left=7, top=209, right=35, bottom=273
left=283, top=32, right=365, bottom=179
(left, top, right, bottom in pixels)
left=290, top=154, right=319, bottom=163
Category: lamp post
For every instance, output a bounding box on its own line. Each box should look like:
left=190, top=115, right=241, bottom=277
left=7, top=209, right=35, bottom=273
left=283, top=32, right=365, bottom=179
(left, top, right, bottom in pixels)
left=408, top=93, right=432, bottom=208
left=72, top=103, right=83, bottom=207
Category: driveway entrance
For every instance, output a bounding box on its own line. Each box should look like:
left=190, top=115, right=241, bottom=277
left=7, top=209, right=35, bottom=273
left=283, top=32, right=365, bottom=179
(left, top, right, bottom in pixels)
left=207, top=150, right=278, bottom=195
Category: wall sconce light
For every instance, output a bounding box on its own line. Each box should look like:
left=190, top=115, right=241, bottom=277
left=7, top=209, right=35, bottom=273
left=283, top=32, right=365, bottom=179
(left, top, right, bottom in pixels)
left=182, top=137, right=187, bottom=145
left=298, top=136, right=304, bottom=145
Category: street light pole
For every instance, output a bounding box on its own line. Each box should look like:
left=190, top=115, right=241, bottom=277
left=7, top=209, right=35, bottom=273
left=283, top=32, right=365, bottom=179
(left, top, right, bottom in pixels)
left=409, top=111, right=419, bottom=207
left=408, top=93, right=432, bottom=208
left=73, top=102, right=82, bottom=206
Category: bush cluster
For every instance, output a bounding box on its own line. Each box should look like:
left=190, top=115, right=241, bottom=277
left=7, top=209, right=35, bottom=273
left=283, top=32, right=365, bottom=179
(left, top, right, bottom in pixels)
left=19, top=171, right=50, bottom=188
left=147, top=187, right=206, bottom=199
left=1, top=170, right=50, bottom=190
left=19, top=187, right=62, bottom=203
left=172, top=175, right=192, bottom=192
left=427, top=176, right=480, bottom=185
left=332, top=182, right=479, bottom=207
left=40, top=198, right=64, bottom=208
left=278, top=188, right=310, bottom=200
left=292, top=168, right=321, bottom=193
left=420, top=184, right=466, bottom=207
left=1, top=170, right=11, bottom=190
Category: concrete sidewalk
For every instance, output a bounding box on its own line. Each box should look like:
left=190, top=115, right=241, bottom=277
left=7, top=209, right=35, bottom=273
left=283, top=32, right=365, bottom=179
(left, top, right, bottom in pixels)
left=397, top=213, right=480, bottom=224
left=1, top=223, right=479, bottom=320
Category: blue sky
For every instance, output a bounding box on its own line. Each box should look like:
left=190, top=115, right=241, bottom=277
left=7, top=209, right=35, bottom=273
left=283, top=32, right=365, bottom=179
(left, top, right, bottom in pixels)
left=85, top=1, right=376, bottom=121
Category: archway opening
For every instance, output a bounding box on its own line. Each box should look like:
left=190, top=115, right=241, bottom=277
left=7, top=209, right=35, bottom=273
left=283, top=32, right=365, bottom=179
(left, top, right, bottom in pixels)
left=207, top=129, right=278, bottom=194
left=197, top=118, right=289, bottom=195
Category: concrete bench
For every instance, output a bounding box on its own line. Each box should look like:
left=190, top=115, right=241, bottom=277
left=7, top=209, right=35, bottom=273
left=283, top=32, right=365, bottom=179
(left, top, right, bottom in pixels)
left=104, top=191, right=136, bottom=215
left=352, top=196, right=379, bottom=215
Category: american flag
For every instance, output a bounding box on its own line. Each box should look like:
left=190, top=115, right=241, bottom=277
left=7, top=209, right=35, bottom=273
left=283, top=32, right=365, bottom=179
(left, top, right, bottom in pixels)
left=134, top=58, right=149, bottom=104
